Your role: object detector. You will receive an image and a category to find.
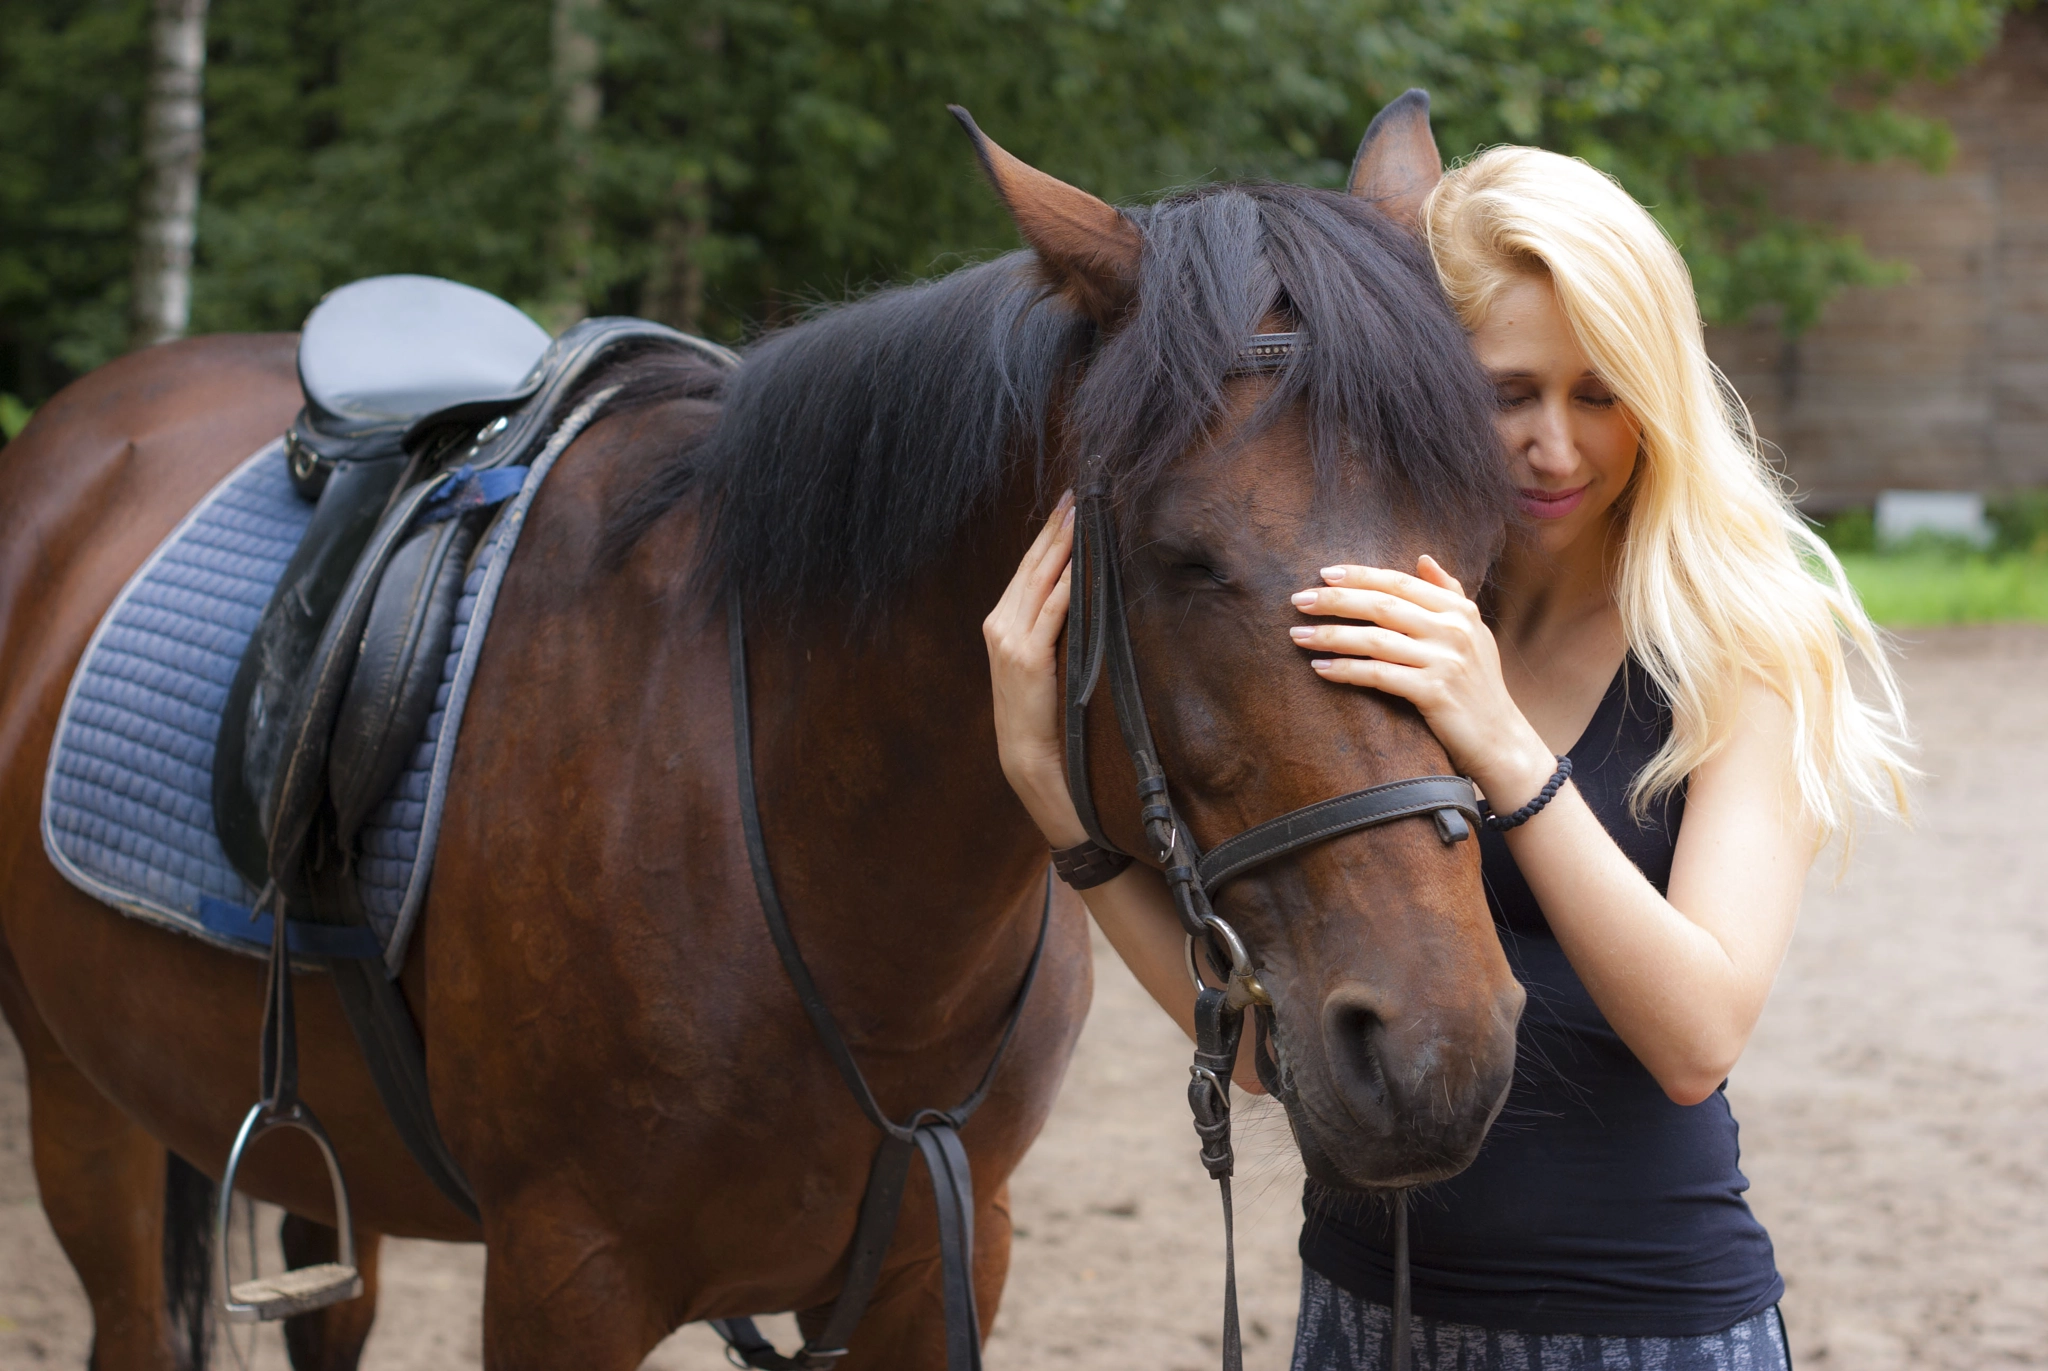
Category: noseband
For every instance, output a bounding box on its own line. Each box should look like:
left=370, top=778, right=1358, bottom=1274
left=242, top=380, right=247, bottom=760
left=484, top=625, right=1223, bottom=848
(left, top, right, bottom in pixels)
left=1060, top=331, right=1483, bottom=1371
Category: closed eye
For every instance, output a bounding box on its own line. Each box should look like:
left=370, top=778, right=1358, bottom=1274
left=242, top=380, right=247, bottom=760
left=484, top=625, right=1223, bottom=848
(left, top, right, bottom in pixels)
left=1153, top=547, right=1231, bottom=587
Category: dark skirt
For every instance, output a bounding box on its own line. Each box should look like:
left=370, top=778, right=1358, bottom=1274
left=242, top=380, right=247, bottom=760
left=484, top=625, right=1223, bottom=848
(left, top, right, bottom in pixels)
left=1291, top=1265, right=1792, bottom=1371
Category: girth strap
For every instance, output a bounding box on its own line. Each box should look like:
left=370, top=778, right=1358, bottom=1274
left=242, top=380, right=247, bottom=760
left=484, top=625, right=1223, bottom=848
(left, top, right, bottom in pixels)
left=723, top=588, right=1049, bottom=1370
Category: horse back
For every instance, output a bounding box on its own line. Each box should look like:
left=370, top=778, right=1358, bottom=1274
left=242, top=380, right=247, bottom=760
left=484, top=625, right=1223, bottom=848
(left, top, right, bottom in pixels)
left=0, top=334, right=301, bottom=754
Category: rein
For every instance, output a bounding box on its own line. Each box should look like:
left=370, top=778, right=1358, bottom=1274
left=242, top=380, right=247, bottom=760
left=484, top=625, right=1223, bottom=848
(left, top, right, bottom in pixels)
left=716, top=589, right=1051, bottom=1371
left=1062, top=332, right=1482, bottom=1371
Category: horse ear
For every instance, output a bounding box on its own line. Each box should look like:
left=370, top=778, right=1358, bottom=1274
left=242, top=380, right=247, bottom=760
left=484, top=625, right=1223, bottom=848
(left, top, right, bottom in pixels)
left=949, top=105, right=1141, bottom=326
left=1347, top=89, right=1442, bottom=231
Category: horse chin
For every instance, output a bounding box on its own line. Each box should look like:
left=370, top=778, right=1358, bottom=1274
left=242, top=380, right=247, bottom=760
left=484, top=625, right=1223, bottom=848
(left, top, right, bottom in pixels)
left=1280, top=1068, right=1507, bottom=1193
left=1288, top=1110, right=1486, bottom=1193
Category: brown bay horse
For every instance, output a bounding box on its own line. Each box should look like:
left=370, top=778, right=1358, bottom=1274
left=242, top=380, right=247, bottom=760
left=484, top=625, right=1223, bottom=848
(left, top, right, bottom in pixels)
left=0, top=97, right=1521, bottom=1370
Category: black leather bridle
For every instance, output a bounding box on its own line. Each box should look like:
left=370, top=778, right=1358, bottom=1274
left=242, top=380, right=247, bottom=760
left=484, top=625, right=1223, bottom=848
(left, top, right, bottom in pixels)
left=1062, top=331, right=1484, bottom=1371
left=717, top=590, right=1050, bottom=1371
left=720, top=331, right=1478, bottom=1371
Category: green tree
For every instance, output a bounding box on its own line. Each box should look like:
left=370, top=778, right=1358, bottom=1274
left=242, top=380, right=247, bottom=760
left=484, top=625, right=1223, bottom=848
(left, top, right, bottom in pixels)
left=0, top=0, right=2018, bottom=407
left=0, top=0, right=151, bottom=398
left=1335, top=0, right=2007, bottom=328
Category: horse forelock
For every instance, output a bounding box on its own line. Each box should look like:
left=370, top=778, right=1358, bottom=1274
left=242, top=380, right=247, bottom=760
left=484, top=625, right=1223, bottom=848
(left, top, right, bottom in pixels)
left=598, top=182, right=1511, bottom=616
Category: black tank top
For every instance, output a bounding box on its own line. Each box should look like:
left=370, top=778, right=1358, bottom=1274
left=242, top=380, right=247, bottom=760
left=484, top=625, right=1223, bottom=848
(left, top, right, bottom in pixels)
left=1298, top=660, right=1784, bottom=1336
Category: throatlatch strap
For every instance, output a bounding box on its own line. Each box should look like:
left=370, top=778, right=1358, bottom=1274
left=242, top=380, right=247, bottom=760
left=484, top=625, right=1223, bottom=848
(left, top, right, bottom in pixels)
left=722, top=590, right=1050, bottom=1371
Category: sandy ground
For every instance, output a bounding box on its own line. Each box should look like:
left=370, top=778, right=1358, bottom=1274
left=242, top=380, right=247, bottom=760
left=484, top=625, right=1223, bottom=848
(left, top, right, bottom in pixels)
left=1, top=625, right=2043, bottom=1369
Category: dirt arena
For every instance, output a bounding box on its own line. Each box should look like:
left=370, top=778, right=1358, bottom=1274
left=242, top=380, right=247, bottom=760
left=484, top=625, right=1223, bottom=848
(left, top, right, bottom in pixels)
left=2, top=625, right=2042, bottom=1369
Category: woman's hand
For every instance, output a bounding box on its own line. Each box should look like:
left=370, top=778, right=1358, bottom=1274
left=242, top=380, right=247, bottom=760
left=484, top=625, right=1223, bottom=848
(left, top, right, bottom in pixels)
left=984, top=494, right=1087, bottom=848
left=1289, top=556, right=1556, bottom=811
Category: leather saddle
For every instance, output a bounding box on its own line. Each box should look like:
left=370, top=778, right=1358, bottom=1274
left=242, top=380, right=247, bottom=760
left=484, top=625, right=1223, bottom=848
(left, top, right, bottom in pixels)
left=208, top=274, right=731, bottom=1218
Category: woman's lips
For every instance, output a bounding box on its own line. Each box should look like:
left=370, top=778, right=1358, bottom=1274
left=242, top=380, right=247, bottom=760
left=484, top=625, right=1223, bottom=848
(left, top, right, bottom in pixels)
left=1517, top=484, right=1588, bottom=520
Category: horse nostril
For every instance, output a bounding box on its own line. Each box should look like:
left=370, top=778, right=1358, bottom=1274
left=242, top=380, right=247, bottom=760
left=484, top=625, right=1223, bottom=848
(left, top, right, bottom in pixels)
left=1324, top=992, right=1391, bottom=1113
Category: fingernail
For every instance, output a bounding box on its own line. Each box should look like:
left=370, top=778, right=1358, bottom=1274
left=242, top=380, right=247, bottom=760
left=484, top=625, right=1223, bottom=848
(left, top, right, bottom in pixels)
left=1320, top=566, right=1344, bottom=581
left=1061, top=506, right=1074, bottom=528
left=1310, top=659, right=1334, bottom=669
left=1290, top=591, right=1317, bottom=607
left=1289, top=626, right=1313, bottom=641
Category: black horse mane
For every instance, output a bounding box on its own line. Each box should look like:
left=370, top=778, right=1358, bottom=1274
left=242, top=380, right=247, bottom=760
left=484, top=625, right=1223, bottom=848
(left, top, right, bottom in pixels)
left=600, top=181, right=1510, bottom=613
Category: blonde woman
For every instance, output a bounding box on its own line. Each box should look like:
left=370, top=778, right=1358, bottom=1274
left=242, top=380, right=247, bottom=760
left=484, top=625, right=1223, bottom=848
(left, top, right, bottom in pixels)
left=985, top=144, right=1910, bottom=1370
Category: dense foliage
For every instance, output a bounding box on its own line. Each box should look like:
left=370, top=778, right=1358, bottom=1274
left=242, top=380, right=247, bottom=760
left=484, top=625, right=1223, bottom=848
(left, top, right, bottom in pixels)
left=0, top=0, right=2013, bottom=407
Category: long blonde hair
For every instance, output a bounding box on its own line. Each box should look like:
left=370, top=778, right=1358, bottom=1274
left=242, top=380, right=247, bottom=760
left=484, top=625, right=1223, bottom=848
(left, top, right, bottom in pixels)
left=1423, top=146, right=1910, bottom=836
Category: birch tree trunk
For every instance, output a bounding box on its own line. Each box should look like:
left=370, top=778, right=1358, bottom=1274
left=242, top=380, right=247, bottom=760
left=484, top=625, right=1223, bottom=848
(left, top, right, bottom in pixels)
left=544, top=0, right=601, bottom=331
left=129, top=0, right=209, bottom=350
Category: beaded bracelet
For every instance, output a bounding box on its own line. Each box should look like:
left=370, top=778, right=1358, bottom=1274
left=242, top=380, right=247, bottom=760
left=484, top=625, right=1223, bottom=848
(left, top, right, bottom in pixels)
left=1482, top=755, right=1573, bottom=832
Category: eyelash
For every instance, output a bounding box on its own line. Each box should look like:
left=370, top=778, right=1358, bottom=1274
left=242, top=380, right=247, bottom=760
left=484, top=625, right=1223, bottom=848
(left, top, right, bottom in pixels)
left=1495, top=392, right=1617, bottom=410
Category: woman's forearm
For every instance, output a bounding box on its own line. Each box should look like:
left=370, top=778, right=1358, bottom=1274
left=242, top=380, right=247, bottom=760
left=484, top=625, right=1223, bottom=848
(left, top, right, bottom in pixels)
left=1505, top=788, right=1757, bottom=1103
left=1504, top=682, right=1811, bottom=1104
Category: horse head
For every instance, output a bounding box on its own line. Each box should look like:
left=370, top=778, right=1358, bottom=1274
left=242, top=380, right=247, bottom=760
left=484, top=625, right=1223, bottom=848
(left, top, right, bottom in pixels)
left=957, top=93, right=1525, bottom=1190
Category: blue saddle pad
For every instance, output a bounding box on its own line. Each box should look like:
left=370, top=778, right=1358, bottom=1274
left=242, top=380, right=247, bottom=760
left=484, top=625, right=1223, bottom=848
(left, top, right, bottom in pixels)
left=41, top=402, right=600, bottom=975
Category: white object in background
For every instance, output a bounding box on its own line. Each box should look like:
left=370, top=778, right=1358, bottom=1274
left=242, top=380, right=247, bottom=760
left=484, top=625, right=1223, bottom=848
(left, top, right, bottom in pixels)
left=1875, top=490, right=1991, bottom=548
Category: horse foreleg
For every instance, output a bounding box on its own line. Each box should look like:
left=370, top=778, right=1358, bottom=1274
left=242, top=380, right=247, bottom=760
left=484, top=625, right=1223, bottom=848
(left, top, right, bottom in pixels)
left=478, top=1197, right=662, bottom=1371
left=821, top=1180, right=1016, bottom=1371
left=280, top=1214, right=381, bottom=1371
left=0, top=975, right=193, bottom=1371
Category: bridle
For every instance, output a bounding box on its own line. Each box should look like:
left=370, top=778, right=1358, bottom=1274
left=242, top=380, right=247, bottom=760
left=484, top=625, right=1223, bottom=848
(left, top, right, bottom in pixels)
left=1062, top=331, right=1484, bottom=1371
left=718, top=331, right=1482, bottom=1371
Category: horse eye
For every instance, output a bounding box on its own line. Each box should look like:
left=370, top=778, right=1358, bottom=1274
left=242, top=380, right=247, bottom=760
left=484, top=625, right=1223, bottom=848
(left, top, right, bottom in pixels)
left=1173, top=559, right=1229, bottom=586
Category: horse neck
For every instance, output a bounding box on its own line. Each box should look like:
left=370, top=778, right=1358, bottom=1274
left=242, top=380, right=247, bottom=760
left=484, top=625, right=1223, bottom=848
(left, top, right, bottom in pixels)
left=738, top=496, right=1053, bottom=1042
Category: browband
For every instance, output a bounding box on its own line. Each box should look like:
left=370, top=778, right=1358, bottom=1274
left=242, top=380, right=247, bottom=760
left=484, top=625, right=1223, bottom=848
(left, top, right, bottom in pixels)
left=1236, top=332, right=1306, bottom=372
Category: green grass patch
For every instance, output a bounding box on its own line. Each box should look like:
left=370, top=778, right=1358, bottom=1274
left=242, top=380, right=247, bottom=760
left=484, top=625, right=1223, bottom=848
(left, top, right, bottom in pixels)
left=1836, top=553, right=2048, bottom=626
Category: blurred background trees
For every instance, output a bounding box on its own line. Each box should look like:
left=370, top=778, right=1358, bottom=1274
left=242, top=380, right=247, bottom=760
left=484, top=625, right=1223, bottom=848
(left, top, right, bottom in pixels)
left=0, top=0, right=2014, bottom=411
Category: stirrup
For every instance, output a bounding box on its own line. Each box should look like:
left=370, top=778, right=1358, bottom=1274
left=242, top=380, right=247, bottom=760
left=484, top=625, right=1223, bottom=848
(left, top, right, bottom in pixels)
left=214, top=1099, right=362, bottom=1321
left=217, top=880, right=362, bottom=1324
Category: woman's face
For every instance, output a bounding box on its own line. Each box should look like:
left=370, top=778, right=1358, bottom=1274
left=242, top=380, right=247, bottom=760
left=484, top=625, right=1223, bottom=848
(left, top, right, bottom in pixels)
left=1470, top=273, right=1642, bottom=558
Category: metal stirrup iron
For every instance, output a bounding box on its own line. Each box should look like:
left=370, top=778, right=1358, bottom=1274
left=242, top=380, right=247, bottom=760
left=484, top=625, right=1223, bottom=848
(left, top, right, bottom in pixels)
left=214, top=884, right=363, bottom=1322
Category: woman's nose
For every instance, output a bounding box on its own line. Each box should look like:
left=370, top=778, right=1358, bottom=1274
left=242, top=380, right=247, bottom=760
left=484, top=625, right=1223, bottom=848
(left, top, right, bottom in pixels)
left=1524, top=402, right=1579, bottom=476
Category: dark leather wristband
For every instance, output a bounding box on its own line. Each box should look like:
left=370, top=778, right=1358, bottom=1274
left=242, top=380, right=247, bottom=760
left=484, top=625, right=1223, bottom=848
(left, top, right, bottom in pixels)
left=1051, top=840, right=1133, bottom=890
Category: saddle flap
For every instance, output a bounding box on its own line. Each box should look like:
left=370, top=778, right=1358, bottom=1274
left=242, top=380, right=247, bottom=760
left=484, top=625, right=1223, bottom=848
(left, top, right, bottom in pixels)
left=262, top=478, right=448, bottom=887
left=298, top=275, right=551, bottom=433
left=215, top=453, right=411, bottom=887
left=329, top=515, right=478, bottom=846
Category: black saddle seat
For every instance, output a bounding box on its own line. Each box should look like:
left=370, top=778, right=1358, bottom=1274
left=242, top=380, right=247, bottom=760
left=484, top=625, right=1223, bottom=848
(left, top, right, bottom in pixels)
left=287, top=275, right=553, bottom=490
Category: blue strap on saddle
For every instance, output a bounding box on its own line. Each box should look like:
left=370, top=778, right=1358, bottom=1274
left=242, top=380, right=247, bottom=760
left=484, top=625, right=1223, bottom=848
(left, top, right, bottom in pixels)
left=418, top=465, right=528, bottom=524
left=195, top=896, right=383, bottom=960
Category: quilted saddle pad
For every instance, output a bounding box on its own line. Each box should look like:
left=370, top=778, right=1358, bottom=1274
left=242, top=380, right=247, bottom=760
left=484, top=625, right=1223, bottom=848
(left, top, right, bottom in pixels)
left=41, top=413, right=587, bottom=975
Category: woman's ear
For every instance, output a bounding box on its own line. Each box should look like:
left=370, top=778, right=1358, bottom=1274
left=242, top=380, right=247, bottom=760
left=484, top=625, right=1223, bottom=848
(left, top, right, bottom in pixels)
left=1348, top=89, right=1443, bottom=231
left=950, top=105, right=1142, bottom=328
